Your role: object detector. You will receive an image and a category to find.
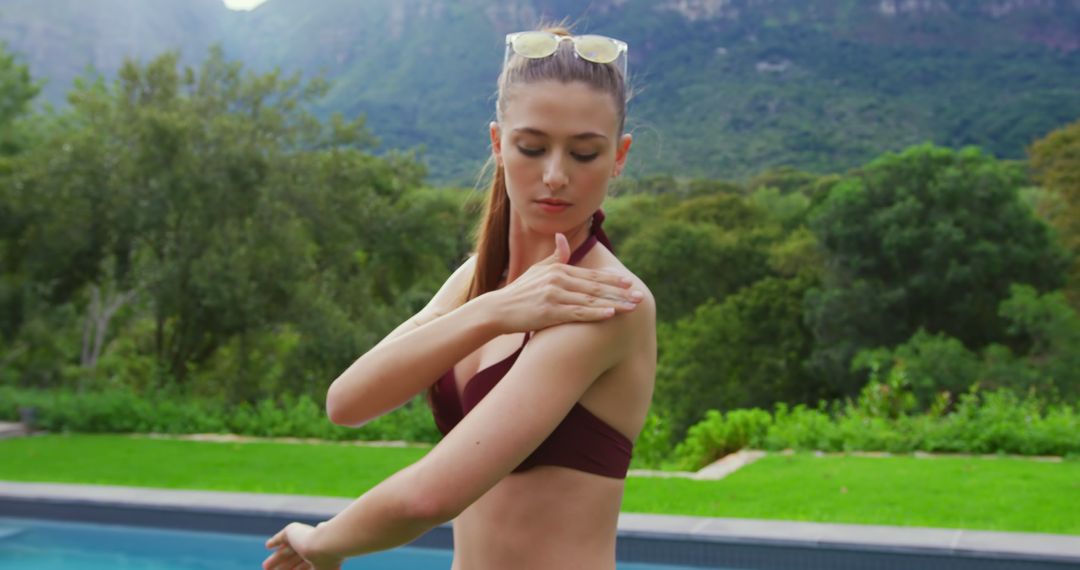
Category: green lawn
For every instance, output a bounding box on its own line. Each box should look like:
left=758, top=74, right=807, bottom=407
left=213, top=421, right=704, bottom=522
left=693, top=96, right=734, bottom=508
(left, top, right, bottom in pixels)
left=624, top=453, right=1080, bottom=535
left=2, top=435, right=1078, bottom=535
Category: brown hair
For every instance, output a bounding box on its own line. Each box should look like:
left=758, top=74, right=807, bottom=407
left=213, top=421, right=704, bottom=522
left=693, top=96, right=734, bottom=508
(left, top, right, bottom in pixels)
left=465, top=23, right=629, bottom=305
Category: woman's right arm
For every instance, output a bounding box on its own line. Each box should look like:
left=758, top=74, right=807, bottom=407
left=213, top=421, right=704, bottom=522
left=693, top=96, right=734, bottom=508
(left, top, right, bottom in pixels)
left=325, top=255, right=485, bottom=427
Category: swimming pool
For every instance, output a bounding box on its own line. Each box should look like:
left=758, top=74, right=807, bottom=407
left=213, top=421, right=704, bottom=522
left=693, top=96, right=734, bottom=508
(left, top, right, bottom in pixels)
left=0, top=516, right=710, bottom=570
left=3, top=482, right=1077, bottom=570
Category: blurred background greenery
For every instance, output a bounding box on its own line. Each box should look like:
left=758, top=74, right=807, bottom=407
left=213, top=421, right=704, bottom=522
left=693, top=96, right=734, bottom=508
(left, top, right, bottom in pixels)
left=0, top=0, right=1077, bottom=472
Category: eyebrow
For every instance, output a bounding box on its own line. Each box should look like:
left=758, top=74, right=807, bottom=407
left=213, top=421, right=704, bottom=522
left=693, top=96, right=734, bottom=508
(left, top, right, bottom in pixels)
left=513, top=127, right=608, bottom=141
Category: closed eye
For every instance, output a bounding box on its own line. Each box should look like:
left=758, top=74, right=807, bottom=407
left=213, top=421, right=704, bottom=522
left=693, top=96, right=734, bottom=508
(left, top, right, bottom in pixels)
left=516, top=146, right=599, bottom=162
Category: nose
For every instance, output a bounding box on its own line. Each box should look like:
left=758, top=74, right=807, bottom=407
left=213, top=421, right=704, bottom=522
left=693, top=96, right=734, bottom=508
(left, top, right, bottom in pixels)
left=542, top=153, right=569, bottom=190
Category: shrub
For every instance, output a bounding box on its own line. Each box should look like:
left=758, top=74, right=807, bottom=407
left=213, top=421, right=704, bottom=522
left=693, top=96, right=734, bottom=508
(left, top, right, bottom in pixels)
left=629, top=411, right=678, bottom=470
left=660, top=385, right=1080, bottom=471
left=671, top=408, right=771, bottom=471
left=0, top=387, right=442, bottom=443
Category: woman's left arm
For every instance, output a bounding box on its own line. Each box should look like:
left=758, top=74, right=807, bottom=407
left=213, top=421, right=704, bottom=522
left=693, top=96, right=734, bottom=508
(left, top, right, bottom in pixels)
left=275, top=291, right=651, bottom=564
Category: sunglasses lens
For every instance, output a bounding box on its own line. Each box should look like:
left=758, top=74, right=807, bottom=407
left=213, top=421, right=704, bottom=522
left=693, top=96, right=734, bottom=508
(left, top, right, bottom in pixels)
left=512, top=31, right=558, bottom=58
left=574, top=35, right=620, bottom=63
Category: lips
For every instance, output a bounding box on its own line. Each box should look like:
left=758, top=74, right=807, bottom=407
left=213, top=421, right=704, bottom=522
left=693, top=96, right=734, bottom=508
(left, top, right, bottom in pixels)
left=536, top=199, right=571, bottom=213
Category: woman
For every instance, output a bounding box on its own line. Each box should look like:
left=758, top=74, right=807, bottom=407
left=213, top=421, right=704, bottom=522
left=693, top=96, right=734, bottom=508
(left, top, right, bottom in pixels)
left=263, top=25, right=656, bottom=570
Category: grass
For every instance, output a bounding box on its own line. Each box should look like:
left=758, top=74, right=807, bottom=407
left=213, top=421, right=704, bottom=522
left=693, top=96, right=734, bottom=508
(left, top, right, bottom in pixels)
left=0, top=435, right=431, bottom=496
left=2, top=434, right=1078, bottom=535
left=623, top=453, right=1080, bottom=535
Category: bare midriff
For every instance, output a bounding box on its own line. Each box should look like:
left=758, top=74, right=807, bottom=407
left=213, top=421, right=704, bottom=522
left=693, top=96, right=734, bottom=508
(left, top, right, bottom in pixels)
left=448, top=465, right=624, bottom=570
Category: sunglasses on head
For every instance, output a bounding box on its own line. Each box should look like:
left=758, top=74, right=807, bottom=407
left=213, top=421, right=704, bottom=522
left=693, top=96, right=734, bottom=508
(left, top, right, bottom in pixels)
left=504, top=31, right=628, bottom=79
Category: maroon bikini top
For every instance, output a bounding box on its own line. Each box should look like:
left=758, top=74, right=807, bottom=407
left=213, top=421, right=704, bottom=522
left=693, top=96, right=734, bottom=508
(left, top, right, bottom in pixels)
left=430, top=209, right=633, bottom=479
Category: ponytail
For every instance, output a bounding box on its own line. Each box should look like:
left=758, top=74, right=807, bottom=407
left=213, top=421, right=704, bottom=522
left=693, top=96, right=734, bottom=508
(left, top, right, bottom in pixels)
left=464, top=163, right=513, bottom=304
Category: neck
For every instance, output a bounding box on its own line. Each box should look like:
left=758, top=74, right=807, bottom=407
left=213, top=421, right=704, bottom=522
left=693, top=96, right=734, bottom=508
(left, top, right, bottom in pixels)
left=504, top=209, right=592, bottom=285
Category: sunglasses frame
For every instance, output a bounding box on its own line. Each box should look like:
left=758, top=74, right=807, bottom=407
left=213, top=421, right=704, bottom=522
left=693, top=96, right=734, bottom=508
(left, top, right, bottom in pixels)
left=504, top=31, right=629, bottom=79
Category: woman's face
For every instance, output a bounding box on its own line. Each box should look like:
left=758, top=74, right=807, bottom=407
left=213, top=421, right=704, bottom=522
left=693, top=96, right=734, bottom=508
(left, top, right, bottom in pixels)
left=491, top=79, right=632, bottom=234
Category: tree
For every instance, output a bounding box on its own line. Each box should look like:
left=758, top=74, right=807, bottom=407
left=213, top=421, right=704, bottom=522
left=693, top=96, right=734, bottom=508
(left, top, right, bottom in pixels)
left=1029, top=119, right=1080, bottom=311
left=621, top=220, right=769, bottom=323
left=807, top=143, right=1068, bottom=396
left=0, top=46, right=458, bottom=401
left=655, top=274, right=820, bottom=439
left=998, top=284, right=1080, bottom=400
left=0, top=42, right=40, bottom=156
left=0, top=41, right=42, bottom=359
left=746, top=166, right=821, bottom=197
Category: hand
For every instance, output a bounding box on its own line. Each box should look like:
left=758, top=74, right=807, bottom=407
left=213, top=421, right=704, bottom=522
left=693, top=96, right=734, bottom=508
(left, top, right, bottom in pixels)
left=263, top=521, right=343, bottom=570
left=486, top=232, right=643, bottom=334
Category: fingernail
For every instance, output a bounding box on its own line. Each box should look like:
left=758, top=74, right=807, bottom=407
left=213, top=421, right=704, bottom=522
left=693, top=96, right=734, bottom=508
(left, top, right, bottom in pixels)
left=620, top=276, right=633, bottom=285
left=629, top=290, right=644, bottom=300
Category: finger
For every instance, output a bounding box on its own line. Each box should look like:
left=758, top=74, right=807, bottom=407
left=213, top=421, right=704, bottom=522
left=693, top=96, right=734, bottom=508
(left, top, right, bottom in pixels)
left=288, top=560, right=311, bottom=570
left=545, top=232, right=570, bottom=264
left=266, top=529, right=285, bottom=548
left=559, top=274, right=642, bottom=305
left=555, top=232, right=570, bottom=263
left=568, top=305, right=618, bottom=321
left=564, top=266, right=635, bottom=289
left=547, top=294, right=622, bottom=322
left=274, top=552, right=303, bottom=570
left=578, top=280, right=642, bottom=306
left=558, top=289, right=638, bottom=313
left=263, top=547, right=299, bottom=570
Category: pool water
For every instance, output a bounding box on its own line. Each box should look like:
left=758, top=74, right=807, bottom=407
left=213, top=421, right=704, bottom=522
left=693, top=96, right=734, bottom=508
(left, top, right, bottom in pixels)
left=0, top=517, right=704, bottom=569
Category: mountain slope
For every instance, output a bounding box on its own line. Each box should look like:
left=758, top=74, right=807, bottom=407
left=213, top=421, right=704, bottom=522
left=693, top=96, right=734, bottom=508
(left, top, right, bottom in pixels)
left=2, top=0, right=1078, bottom=184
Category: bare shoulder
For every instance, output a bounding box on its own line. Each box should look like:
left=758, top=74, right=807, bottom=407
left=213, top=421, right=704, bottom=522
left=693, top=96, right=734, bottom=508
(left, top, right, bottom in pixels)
left=621, top=265, right=655, bottom=316
left=589, top=248, right=656, bottom=334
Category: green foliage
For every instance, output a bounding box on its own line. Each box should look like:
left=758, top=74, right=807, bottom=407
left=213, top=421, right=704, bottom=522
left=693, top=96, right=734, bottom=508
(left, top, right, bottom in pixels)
left=807, top=144, right=1069, bottom=395
left=664, top=193, right=766, bottom=230
left=852, top=284, right=1080, bottom=408
left=746, top=167, right=822, bottom=197
left=849, top=362, right=918, bottom=420
left=627, top=411, right=676, bottom=470
left=616, top=3, right=1080, bottom=182
left=622, top=220, right=770, bottom=322
left=766, top=226, right=823, bottom=278
left=997, top=284, right=1080, bottom=399
left=600, top=192, right=679, bottom=248
left=1029, top=118, right=1080, bottom=310
left=188, top=324, right=303, bottom=403
left=667, top=385, right=1080, bottom=471
left=670, top=408, right=772, bottom=471
left=655, top=274, right=819, bottom=439
left=853, top=330, right=982, bottom=409
left=747, top=186, right=812, bottom=230
left=2, top=18, right=1077, bottom=460
left=5, top=2, right=1080, bottom=184
left=0, top=294, right=85, bottom=390
left=763, top=402, right=837, bottom=453
left=0, top=386, right=443, bottom=444
left=0, top=48, right=474, bottom=405
left=0, top=42, right=40, bottom=155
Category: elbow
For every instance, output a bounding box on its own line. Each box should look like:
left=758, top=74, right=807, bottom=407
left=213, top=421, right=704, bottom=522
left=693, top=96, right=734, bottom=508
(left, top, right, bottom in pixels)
left=397, top=464, right=460, bottom=524
left=404, top=486, right=459, bottom=525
